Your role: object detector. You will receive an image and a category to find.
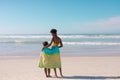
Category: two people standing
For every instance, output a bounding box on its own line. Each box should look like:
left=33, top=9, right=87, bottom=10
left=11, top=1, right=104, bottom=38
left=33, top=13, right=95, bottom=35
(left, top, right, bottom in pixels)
left=38, top=29, right=63, bottom=77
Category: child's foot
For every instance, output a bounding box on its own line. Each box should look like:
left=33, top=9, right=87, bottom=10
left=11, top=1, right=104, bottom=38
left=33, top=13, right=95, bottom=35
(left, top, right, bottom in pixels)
left=47, top=75, right=52, bottom=77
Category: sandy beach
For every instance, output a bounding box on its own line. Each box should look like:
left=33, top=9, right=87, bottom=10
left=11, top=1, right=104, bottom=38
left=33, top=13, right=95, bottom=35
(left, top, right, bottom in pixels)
left=0, top=57, right=120, bottom=80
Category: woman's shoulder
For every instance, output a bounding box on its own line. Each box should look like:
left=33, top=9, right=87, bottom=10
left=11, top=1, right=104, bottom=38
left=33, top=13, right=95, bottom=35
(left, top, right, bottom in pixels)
left=57, top=36, right=61, bottom=40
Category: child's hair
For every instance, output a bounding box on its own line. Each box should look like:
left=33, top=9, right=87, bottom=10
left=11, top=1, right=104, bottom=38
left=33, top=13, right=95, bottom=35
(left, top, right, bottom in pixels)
left=42, top=41, right=48, bottom=46
left=50, top=29, right=57, bottom=34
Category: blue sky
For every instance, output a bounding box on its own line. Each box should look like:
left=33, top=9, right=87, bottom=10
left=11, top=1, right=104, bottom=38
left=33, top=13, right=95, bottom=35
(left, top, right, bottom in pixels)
left=0, top=0, right=120, bottom=34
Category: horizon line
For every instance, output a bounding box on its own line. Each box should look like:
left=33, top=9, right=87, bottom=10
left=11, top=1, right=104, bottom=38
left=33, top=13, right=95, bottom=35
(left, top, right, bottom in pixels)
left=0, top=33, right=120, bottom=35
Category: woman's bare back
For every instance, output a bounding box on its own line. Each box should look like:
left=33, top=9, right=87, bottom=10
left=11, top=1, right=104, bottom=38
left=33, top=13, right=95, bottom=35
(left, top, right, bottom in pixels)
left=53, top=37, right=61, bottom=45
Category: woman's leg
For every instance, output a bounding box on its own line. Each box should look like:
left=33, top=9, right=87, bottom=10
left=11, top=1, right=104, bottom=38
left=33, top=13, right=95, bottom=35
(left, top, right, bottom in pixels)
left=47, top=68, right=51, bottom=77
left=54, top=68, right=58, bottom=77
left=59, top=68, right=63, bottom=77
left=44, top=68, right=48, bottom=77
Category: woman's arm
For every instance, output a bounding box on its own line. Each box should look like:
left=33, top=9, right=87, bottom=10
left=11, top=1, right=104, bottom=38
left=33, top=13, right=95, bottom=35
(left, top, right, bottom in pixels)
left=44, top=38, right=53, bottom=48
left=59, top=38, right=63, bottom=48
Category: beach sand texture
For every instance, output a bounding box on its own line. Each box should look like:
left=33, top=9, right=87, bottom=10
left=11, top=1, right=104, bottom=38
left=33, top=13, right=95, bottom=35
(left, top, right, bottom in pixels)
left=0, top=57, right=120, bottom=80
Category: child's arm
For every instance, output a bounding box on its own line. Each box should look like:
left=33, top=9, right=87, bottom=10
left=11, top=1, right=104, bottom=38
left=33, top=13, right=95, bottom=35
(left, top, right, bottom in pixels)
left=59, top=38, right=63, bottom=48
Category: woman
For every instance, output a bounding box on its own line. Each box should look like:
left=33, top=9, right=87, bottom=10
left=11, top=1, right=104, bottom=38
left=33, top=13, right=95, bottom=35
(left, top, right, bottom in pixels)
left=45, top=29, right=63, bottom=77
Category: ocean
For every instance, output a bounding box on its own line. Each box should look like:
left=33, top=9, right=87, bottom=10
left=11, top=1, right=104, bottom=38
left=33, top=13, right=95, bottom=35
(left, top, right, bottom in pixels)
left=0, top=34, right=120, bottom=57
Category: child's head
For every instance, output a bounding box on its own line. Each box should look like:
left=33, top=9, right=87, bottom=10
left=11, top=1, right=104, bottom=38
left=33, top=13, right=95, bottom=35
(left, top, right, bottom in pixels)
left=50, top=29, right=57, bottom=36
left=42, top=41, right=48, bottom=46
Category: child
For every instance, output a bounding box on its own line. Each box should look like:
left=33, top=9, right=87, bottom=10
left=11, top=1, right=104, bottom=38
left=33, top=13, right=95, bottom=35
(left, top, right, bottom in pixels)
left=45, top=29, right=63, bottom=77
left=38, top=41, right=51, bottom=77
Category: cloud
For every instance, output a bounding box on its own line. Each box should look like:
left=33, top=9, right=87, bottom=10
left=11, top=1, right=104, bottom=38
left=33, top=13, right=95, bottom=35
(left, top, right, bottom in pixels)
left=83, top=16, right=120, bottom=27
left=67, top=16, right=120, bottom=34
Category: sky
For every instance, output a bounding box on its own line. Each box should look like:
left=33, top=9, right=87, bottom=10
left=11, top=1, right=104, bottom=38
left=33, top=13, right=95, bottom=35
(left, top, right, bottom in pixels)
left=0, top=0, right=120, bottom=34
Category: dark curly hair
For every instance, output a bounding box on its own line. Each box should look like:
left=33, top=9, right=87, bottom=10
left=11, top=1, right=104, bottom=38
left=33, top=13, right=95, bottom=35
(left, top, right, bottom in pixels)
left=50, top=29, right=57, bottom=34
left=42, top=41, right=48, bottom=46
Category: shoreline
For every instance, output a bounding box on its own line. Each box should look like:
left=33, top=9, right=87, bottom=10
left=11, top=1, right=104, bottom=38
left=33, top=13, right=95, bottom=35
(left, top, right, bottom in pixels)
left=1, top=56, right=120, bottom=59
left=0, top=55, right=120, bottom=59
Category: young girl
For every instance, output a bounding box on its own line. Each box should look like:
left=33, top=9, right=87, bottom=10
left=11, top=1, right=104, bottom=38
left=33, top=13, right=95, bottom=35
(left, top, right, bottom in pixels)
left=45, top=29, right=63, bottom=77
left=38, top=41, right=51, bottom=77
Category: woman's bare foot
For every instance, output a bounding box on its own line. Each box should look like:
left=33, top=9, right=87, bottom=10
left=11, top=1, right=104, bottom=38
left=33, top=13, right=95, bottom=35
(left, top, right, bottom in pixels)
left=55, top=74, right=58, bottom=77
left=60, top=74, right=63, bottom=77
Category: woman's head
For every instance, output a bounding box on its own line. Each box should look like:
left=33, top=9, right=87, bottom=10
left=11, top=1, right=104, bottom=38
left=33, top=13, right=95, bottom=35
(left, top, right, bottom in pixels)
left=50, top=29, right=57, bottom=36
left=42, top=41, right=48, bottom=46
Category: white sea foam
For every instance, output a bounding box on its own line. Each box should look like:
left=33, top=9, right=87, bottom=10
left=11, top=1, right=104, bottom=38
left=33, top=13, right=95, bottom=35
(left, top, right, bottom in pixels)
left=0, top=35, right=51, bottom=38
left=0, top=40, right=41, bottom=43
left=0, top=35, right=120, bottom=39
left=60, top=35, right=120, bottom=39
left=0, top=34, right=120, bottom=45
left=0, top=40, right=120, bottom=45
left=63, top=42, right=120, bottom=45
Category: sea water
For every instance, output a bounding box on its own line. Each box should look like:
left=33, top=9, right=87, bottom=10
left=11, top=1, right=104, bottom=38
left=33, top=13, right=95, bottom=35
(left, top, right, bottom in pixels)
left=0, top=34, right=120, bottom=57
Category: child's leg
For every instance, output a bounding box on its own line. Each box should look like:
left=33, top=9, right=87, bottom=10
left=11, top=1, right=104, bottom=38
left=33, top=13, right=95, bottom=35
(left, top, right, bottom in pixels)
left=54, top=68, right=58, bottom=77
left=47, top=68, right=51, bottom=77
left=59, top=68, right=63, bottom=77
left=44, top=68, right=48, bottom=77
